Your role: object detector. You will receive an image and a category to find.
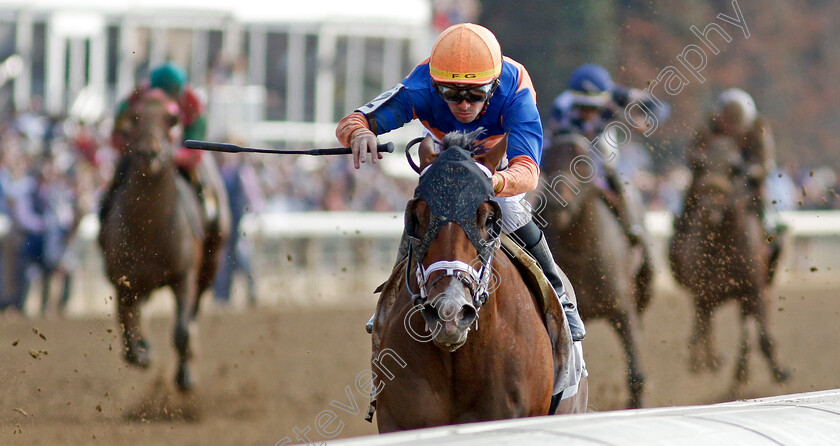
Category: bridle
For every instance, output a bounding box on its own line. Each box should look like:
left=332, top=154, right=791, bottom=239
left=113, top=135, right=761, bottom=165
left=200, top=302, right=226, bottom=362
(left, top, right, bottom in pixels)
left=403, top=144, right=502, bottom=315
left=405, top=236, right=500, bottom=311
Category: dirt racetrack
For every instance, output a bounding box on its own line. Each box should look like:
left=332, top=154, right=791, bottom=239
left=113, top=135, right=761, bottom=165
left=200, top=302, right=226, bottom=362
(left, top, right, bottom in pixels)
left=1, top=274, right=839, bottom=446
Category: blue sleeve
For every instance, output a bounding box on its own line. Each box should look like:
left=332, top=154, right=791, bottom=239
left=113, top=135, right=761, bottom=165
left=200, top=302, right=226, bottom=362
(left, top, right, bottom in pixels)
left=357, top=86, right=415, bottom=135
left=503, top=88, right=544, bottom=166
left=356, top=64, right=431, bottom=136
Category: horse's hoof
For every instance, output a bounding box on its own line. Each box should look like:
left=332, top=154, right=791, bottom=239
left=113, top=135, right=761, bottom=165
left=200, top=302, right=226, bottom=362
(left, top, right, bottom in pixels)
left=125, top=351, right=151, bottom=369
left=627, top=398, right=644, bottom=410
left=124, top=341, right=152, bottom=369
left=774, top=368, right=792, bottom=383
left=176, top=365, right=193, bottom=392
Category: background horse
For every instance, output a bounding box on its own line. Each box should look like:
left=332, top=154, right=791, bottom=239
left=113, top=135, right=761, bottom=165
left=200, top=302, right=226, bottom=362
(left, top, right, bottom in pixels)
left=371, top=131, right=586, bottom=433
left=540, top=133, right=650, bottom=409
left=98, top=88, right=230, bottom=391
left=669, top=136, right=789, bottom=388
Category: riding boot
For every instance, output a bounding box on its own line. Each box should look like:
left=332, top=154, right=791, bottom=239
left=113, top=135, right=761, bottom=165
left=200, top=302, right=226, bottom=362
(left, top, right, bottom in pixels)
left=519, top=228, right=586, bottom=342
left=366, top=230, right=411, bottom=334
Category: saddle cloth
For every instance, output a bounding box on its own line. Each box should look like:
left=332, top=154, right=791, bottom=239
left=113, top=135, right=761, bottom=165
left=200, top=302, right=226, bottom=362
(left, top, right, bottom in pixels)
left=365, top=234, right=586, bottom=421
left=497, top=234, right=587, bottom=400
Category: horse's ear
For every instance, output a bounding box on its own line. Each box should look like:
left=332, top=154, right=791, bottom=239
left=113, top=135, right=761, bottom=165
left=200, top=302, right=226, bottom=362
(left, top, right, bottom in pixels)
left=418, top=135, right=437, bottom=172
left=474, top=133, right=508, bottom=175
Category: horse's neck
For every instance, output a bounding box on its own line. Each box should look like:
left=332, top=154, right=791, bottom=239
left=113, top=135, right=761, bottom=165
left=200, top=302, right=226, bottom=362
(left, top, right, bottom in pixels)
left=121, top=161, right=180, bottom=220
left=550, top=190, right=601, bottom=254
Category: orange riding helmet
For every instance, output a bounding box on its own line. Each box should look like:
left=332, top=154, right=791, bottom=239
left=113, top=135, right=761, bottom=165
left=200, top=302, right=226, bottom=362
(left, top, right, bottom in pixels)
left=429, top=23, right=503, bottom=85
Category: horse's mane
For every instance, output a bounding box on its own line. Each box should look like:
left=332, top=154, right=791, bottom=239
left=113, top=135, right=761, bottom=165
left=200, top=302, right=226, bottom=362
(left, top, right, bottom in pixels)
left=441, top=128, right=486, bottom=154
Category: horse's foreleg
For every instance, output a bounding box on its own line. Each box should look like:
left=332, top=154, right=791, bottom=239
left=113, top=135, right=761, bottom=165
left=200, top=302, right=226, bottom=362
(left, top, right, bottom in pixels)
left=171, top=275, right=199, bottom=391
left=689, top=298, right=719, bottom=373
left=754, top=305, right=791, bottom=383
left=734, top=313, right=751, bottom=384
left=117, top=290, right=151, bottom=368
left=634, top=250, right=655, bottom=316
left=609, top=311, right=645, bottom=409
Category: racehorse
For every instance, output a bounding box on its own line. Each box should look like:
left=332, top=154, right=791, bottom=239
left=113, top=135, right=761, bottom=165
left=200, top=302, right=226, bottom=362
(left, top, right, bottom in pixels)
left=669, top=135, right=790, bottom=387
left=370, top=131, right=587, bottom=433
left=540, top=133, right=650, bottom=408
left=98, top=88, right=230, bottom=391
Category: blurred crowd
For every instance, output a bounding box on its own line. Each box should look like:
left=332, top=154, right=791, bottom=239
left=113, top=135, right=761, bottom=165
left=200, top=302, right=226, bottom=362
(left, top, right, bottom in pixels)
left=0, top=105, right=837, bottom=316
left=0, top=104, right=419, bottom=315
left=615, top=139, right=840, bottom=215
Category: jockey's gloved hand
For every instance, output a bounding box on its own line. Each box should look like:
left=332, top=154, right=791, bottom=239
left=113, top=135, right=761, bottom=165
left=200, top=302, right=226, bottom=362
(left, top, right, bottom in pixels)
left=350, top=129, right=382, bottom=169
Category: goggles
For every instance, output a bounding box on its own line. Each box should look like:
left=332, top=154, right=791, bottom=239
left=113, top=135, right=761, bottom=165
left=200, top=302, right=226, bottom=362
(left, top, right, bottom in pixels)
left=433, top=80, right=499, bottom=104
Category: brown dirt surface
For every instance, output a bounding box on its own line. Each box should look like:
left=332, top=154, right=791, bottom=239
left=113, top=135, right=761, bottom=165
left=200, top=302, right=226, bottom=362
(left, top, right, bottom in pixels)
left=1, top=278, right=838, bottom=445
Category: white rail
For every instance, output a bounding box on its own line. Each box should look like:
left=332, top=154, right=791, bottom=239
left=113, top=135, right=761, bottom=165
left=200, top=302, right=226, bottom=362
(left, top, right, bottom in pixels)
left=322, top=388, right=840, bottom=446
left=2, top=210, right=838, bottom=317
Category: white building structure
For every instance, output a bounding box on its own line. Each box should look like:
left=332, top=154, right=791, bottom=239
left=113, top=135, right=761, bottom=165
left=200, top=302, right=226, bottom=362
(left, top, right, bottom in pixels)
left=0, top=0, right=433, bottom=148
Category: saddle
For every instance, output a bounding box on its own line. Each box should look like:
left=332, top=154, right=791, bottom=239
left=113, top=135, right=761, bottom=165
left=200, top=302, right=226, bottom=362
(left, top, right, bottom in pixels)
left=365, top=233, right=575, bottom=421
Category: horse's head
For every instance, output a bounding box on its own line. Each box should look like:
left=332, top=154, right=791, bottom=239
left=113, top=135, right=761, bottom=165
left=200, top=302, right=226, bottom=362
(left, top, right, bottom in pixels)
left=405, top=129, right=507, bottom=352
left=689, top=136, right=744, bottom=228
left=540, top=133, right=599, bottom=228
left=122, top=88, right=182, bottom=174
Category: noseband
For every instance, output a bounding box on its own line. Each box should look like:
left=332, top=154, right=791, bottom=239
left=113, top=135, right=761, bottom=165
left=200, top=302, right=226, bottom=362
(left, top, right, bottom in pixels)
left=406, top=239, right=499, bottom=310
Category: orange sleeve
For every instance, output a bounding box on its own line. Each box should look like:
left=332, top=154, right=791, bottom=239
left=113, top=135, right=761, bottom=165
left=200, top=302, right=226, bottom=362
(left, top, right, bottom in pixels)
left=494, top=155, right=540, bottom=197
left=336, top=112, right=372, bottom=147
left=504, top=56, right=537, bottom=103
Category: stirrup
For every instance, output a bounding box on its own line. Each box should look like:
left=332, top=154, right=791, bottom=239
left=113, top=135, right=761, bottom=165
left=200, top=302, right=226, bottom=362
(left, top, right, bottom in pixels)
left=365, top=313, right=375, bottom=334
left=559, top=293, right=586, bottom=342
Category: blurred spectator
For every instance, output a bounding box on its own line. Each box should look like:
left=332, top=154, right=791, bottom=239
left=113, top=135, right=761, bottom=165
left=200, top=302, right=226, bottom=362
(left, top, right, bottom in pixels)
left=213, top=152, right=265, bottom=308
left=0, top=115, right=85, bottom=317
left=654, top=165, right=692, bottom=215
left=69, top=119, right=102, bottom=167
left=799, top=166, right=838, bottom=210
left=0, top=142, right=9, bottom=311
left=4, top=157, right=48, bottom=314
left=766, top=166, right=801, bottom=212
left=432, top=0, right=481, bottom=31
left=42, top=160, right=83, bottom=316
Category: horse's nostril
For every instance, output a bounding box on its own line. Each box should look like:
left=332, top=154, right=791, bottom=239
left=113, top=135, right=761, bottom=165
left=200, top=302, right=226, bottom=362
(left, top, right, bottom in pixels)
left=422, top=303, right=440, bottom=322
left=460, top=305, right=477, bottom=324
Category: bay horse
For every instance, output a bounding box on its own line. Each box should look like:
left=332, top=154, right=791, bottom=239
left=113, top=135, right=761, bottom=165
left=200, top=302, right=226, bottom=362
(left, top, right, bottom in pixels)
left=370, top=131, right=587, bottom=433
left=669, top=135, right=790, bottom=387
left=540, top=133, right=650, bottom=408
left=98, top=88, right=230, bottom=391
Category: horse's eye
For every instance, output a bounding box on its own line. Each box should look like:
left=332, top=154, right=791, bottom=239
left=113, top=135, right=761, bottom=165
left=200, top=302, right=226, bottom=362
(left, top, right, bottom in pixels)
left=407, top=212, right=420, bottom=237
left=405, top=199, right=427, bottom=238
left=166, top=113, right=179, bottom=128
left=483, top=212, right=500, bottom=239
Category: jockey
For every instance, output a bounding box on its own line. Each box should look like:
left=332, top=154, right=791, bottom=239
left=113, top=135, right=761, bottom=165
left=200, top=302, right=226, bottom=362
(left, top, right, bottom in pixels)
left=547, top=63, right=669, bottom=245
left=683, top=88, right=785, bottom=251
left=336, top=23, right=585, bottom=341
left=100, top=62, right=210, bottom=221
